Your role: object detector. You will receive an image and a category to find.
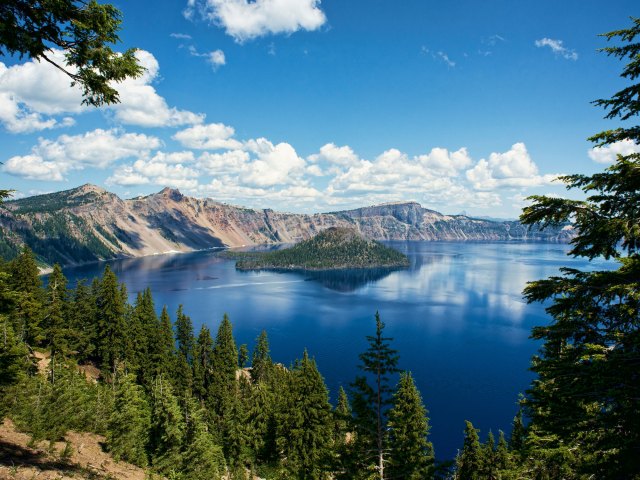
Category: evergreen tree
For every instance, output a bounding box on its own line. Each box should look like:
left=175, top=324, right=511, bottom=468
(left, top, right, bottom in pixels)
left=509, top=409, right=526, bottom=453
left=44, top=264, right=69, bottom=383
left=107, top=371, right=151, bottom=466
left=182, top=395, right=226, bottom=479
left=238, top=343, right=249, bottom=368
left=495, top=430, right=511, bottom=473
left=481, top=430, right=497, bottom=480
left=173, top=305, right=195, bottom=394
left=193, top=324, right=214, bottom=400
left=246, top=381, right=277, bottom=463
left=251, top=329, right=272, bottom=383
left=277, top=350, right=333, bottom=479
left=520, top=17, right=640, bottom=478
left=209, top=314, right=238, bottom=415
left=9, top=246, right=44, bottom=345
left=68, top=279, right=97, bottom=362
left=387, top=371, right=434, bottom=480
left=95, top=265, right=128, bottom=375
left=350, top=311, right=399, bottom=479
left=333, top=386, right=354, bottom=479
left=157, top=306, right=175, bottom=379
left=457, top=421, right=482, bottom=480
left=150, top=376, right=185, bottom=476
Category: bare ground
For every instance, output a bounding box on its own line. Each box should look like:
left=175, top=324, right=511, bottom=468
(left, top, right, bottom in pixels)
left=0, top=419, right=147, bottom=480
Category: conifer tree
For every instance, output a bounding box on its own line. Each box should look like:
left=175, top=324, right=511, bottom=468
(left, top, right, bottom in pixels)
left=350, top=311, right=399, bottom=479
left=277, top=350, right=333, bottom=479
left=520, top=17, right=640, bottom=478
left=481, top=430, right=497, bottom=480
left=387, top=371, right=434, bottom=480
left=209, top=314, right=238, bottom=415
left=150, top=376, right=185, bottom=476
left=182, top=395, right=226, bottom=479
left=251, top=329, right=272, bottom=383
left=107, top=371, right=151, bottom=466
left=495, top=430, right=511, bottom=473
left=9, top=246, right=44, bottom=345
left=95, top=265, right=128, bottom=375
left=509, top=409, right=526, bottom=453
left=193, top=325, right=214, bottom=400
left=238, top=343, right=249, bottom=368
left=44, top=264, right=70, bottom=383
left=457, top=421, right=482, bottom=480
left=68, top=279, right=97, bottom=362
left=157, top=306, right=175, bottom=379
left=246, top=381, right=277, bottom=463
left=173, top=305, right=195, bottom=395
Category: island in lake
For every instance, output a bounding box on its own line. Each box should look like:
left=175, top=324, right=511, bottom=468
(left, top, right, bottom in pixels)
left=226, top=227, right=410, bottom=271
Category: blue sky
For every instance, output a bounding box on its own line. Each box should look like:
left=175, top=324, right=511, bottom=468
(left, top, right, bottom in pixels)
left=1, top=0, right=638, bottom=217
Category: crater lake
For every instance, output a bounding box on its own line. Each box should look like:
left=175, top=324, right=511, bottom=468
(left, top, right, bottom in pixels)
left=60, top=240, right=614, bottom=459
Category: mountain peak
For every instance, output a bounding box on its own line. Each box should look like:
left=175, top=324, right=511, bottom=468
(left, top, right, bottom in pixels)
left=157, top=187, right=184, bottom=201
left=74, top=183, right=108, bottom=195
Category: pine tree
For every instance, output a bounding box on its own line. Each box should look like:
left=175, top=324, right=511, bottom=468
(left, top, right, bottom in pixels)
left=193, top=325, right=214, bottom=400
left=457, top=421, right=482, bottom=480
left=333, top=386, right=354, bottom=479
left=387, top=372, right=434, bottom=479
left=45, top=264, right=69, bottom=383
left=157, top=306, right=175, bottom=379
left=107, top=371, right=151, bottom=466
left=238, top=343, right=249, bottom=368
left=68, top=280, right=97, bottom=362
left=277, top=350, right=333, bottom=479
left=495, top=430, right=511, bottom=473
left=350, top=311, right=399, bottom=479
left=9, top=246, right=44, bottom=345
left=520, top=18, right=640, bottom=478
left=182, top=395, right=226, bottom=479
left=481, top=430, right=497, bottom=480
left=209, top=314, right=238, bottom=415
left=150, top=376, right=185, bottom=476
left=251, top=329, right=272, bottom=383
left=173, top=305, right=195, bottom=395
left=509, top=409, right=526, bottom=453
left=95, top=265, right=128, bottom=375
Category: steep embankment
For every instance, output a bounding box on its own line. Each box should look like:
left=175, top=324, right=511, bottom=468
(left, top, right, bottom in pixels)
left=0, top=184, right=573, bottom=267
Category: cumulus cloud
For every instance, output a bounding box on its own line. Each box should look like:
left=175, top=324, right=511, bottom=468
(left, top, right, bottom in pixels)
left=465, top=143, right=559, bottom=190
left=188, top=46, right=226, bottom=70
left=588, top=139, right=640, bottom=164
left=173, top=123, right=242, bottom=150
left=184, top=0, right=327, bottom=42
left=308, top=143, right=360, bottom=168
left=242, top=138, right=306, bottom=186
left=417, top=147, right=472, bottom=176
left=2, top=128, right=161, bottom=181
left=107, top=155, right=199, bottom=189
left=0, top=49, right=203, bottom=133
left=535, top=38, right=578, bottom=61
left=197, top=150, right=250, bottom=174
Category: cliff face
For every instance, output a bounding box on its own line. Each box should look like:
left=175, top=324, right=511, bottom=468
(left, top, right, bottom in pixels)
left=0, top=185, right=573, bottom=266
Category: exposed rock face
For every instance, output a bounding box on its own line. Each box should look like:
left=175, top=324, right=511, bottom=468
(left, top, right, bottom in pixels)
left=0, top=184, right=574, bottom=266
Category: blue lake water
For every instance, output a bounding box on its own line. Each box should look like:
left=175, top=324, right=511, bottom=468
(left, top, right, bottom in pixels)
left=61, top=241, right=614, bottom=459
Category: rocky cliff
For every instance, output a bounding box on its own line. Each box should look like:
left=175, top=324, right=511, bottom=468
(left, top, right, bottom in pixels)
left=0, top=184, right=573, bottom=267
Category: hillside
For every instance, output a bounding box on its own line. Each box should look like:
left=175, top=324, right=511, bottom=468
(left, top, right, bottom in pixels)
left=0, top=184, right=574, bottom=267
left=230, top=227, right=410, bottom=271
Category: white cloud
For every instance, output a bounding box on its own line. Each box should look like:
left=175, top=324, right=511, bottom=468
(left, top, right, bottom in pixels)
left=0, top=49, right=203, bottom=132
left=173, top=122, right=242, bottom=150
left=208, top=50, right=226, bottom=68
left=308, top=143, right=360, bottom=168
left=588, top=139, right=640, bottom=164
left=465, top=143, right=559, bottom=190
left=197, top=150, right=250, bottom=174
left=185, top=0, right=327, bottom=42
left=242, top=138, right=305, bottom=186
left=417, top=147, right=472, bottom=176
left=170, top=33, right=193, bottom=40
left=3, top=154, right=65, bottom=181
left=2, top=128, right=161, bottom=181
left=535, top=38, right=578, bottom=61
left=437, top=52, right=455, bottom=68
left=107, top=155, right=199, bottom=189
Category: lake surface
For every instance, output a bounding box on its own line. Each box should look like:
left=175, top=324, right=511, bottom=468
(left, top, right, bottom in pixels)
left=61, top=241, right=614, bottom=460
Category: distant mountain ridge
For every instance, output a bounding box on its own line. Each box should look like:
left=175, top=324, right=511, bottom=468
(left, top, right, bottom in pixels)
left=0, top=184, right=574, bottom=267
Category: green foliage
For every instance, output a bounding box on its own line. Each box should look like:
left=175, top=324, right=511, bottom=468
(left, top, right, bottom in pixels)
left=95, top=265, right=128, bottom=374
left=182, top=396, right=226, bottom=479
left=520, top=17, right=640, bottom=478
left=150, top=376, right=185, bottom=476
left=0, top=0, right=143, bottom=106
left=9, top=246, right=44, bottom=345
left=230, top=227, right=410, bottom=271
left=251, top=330, right=273, bottom=384
left=387, top=371, right=434, bottom=479
left=107, top=371, right=151, bottom=466
left=276, top=351, right=333, bottom=479
left=456, top=421, right=482, bottom=480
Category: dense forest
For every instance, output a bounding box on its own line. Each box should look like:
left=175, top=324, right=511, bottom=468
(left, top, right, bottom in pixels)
left=228, top=227, right=410, bottom=271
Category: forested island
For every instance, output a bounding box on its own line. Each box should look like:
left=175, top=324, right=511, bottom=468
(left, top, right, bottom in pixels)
left=226, top=227, right=410, bottom=271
